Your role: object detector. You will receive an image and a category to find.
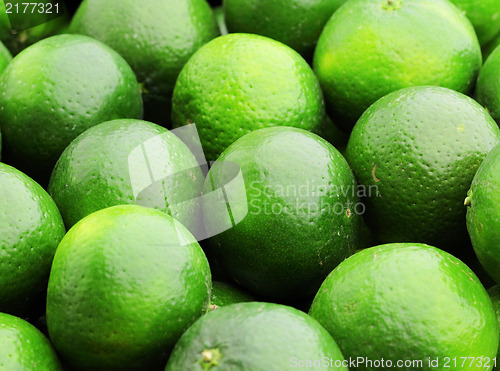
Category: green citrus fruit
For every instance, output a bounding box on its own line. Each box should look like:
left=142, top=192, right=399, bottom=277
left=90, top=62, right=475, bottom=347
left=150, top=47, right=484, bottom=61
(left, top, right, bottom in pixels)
left=46, top=205, right=211, bottom=371
left=346, top=86, right=500, bottom=251
left=0, top=162, right=65, bottom=315
left=203, top=126, right=360, bottom=300
left=223, top=0, right=346, bottom=59
left=465, top=144, right=500, bottom=283
left=476, top=46, right=500, bottom=124
left=209, top=281, right=254, bottom=311
left=0, top=41, right=11, bottom=75
left=165, top=302, right=347, bottom=371
left=314, top=0, right=481, bottom=130
left=450, top=0, right=500, bottom=46
left=0, top=1, right=69, bottom=55
left=0, top=312, right=63, bottom=370
left=0, top=34, right=143, bottom=184
left=69, top=0, right=219, bottom=124
left=48, top=119, right=203, bottom=230
left=488, top=285, right=500, bottom=361
left=309, top=243, right=499, bottom=369
left=172, top=33, right=326, bottom=161
left=213, top=6, right=228, bottom=36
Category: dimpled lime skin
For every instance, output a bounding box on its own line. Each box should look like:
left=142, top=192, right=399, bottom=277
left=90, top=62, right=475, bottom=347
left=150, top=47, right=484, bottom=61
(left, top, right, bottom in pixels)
left=0, top=41, right=11, bottom=74
left=450, top=0, right=500, bottom=46
left=0, top=313, right=63, bottom=370
left=0, top=163, right=65, bottom=314
left=488, top=285, right=500, bottom=360
left=476, top=47, right=500, bottom=124
left=346, top=86, right=500, bottom=251
left=209, top=281, right=254, bottom=310
left=172, top=33, right=326, bottom=161
left=203, top=127, right=360, bottom=300
left=466, top=144, right=500, bottom=283
left=0, top=34, right=143, bottom=183
left=309, top=243, right=499, bottom=370
left=69, top=0, right=219, bottom=123
left=165, top=302, right=347, bottom=371
left=223, top=0, right=346, bottom=60
left=314, top=0, right=482, bottom=130
left=48, top=119, right=203, bottom=230
left=46, top=205, right=211, bottom=371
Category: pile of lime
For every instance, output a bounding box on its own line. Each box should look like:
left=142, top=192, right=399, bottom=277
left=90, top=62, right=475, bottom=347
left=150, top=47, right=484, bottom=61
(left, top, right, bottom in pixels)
left=0, top=0, right=500, bottom=369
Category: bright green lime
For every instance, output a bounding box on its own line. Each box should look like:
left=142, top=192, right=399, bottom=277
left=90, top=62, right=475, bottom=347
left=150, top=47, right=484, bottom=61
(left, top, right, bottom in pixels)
left=46, top=205, right=211, bottom=371
left=314, top=0, right=481, bottom=130
left=69, top=0, right=219, bottom=124
left=0, top=162, right=65, bottom=315
left=209, top=281, right=254, bottom=310
left=223, top=0, right=346, bottom=59
left=346, top=86, right=500, bottom=251
left=0, top=312, right=63, bottom=370
left=172, top=33, right=326, bottom=161
left=0, top=34, right=142, bottom=184
left=466, top=144, right=500, bottom=283
left=488, top=285, right=500, bottom=362
left=203, top=127, right=360, bottom=300
left=165, top=302, right=347, bottom=370
left=476, top=46, right=500, bottom=124
left=48, top=119, right=203, bottom=230
left=309, top=243, right=499, bottom=369
left=450, top=0, right=500, bottom=46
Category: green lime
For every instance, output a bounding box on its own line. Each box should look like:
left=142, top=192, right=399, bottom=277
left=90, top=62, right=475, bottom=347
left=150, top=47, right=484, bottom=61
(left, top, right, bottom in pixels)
left=165, top=302, right=347, bottom=370
left=213, top=6, right=228, bottom=35
left=0, top=41, right=11, bottom=75
left=0, top=1, right=69, bottom=55
left=488, top=285, right=500, bottom=361
left=172, top=33, right=326, bottom=161
left=203, top=126, right=360, bottom=300
left=223, top=0, right=346, bottom=59
left=69, top=0, right=219, bottom=124
left=0, top=162, right=65, bottom=315
left=476, top=46, right=500, bottom=124
left=48, top=119, right=203, bottom=230
left=0, top=34, right=142, bottom=184
left=346, top=86, right=500, bottom=251
left=0, top=312, right=63, bottom=370
left=314, top=0, right=481, bottom=130
left=209, top=281, right=254, bottom=311
left=450, top=0, right=500, bottom=46
left=309, top=243, right=499, bottom=369
left=465, top=144, right=500, bottom=283
left=46, top=205, right=211, bottom=371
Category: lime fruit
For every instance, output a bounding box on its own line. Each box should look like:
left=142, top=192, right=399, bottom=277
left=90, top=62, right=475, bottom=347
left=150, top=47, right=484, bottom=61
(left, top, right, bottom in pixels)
left=213, top=6, right=228, bottom=35
left=165, top=302, right=347, bottom=371
left=465, top=144, right=500, bottom=283
left=0, top=41, right=11, bottom=75
left=0, top=34, right=143, bottom=184
left=309, top=243, right=499, bottom=369
left=314, top=0, right=481, bottom=130
left=0, top=312, right=63, bottom=370
left=172, top=33, right=326, bottom=161
left=450, top=0, right=500, bottom=46
left=209, top=281, right=254, bottom=311
left=69, top=0, right=219, bottom=124
left=346, top=86, right=500, bottom=251
left=0, top=1, right=69, bottom=55
left=223, top=0, right=346, bottom=59
left=203, top=127, right=360, bottom=300
left=48, top=119, right=203, bottom=230
left=476, top=46, right=500, bottom=124
left=0, top=162, right=65, bottom=315
left=46, top=205, right=211, bottom=371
